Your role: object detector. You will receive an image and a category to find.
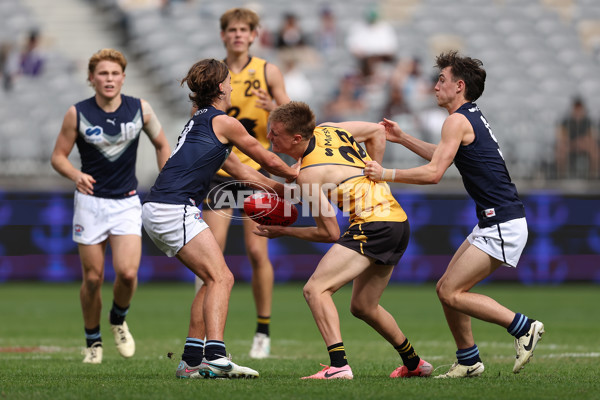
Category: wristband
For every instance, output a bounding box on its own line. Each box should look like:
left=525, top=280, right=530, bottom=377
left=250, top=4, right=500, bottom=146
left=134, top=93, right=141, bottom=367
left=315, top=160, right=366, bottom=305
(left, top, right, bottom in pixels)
left=381, top=168, right=386, bottom=181
left=391, top=169, right=396, bottom=182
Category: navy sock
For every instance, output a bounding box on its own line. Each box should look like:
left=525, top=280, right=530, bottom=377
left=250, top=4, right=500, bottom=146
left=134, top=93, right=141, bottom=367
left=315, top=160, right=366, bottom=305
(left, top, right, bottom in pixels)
left=85, top=325, right=101, bottom=348
left=109, top=300, right=129, bottom=325
left=181, top=337, right=204, bottom=366
left=507, top=313, right=532, bottom=338
left=456, top=344, right=481, bottom=366
left=204, top=340, right=226, bottom=361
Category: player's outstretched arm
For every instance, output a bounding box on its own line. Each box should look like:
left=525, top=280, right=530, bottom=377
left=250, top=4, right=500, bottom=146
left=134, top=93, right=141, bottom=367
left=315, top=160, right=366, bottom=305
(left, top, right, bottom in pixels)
left=364, top=115, right=465, bottom=184
left=319, top=121, right=386, bottom=163
left=381, top=118, right=437, bottom=161
left=221, top=152, right=285, bottom=196
left=214, top=115, right=298, bottom=182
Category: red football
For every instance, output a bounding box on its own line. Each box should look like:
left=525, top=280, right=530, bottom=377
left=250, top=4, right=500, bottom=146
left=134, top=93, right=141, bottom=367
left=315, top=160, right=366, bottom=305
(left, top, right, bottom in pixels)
left=243, top=192, right=298, bottom=226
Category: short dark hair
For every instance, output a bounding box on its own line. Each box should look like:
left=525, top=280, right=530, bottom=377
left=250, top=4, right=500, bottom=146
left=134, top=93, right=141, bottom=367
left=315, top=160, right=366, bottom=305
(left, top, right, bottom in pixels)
left=180, top=59, right=229, bottom=108
left=436, top=50, right=486, bottom=101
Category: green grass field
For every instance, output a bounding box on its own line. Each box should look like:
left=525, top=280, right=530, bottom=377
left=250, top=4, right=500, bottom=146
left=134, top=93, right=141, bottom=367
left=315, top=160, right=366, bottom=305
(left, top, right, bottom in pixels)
left=1, top=282, right=599, bottom=399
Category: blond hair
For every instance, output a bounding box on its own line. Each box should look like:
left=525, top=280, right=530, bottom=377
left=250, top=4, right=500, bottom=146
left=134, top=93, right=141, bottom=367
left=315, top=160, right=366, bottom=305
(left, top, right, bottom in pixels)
left=220, top=8, right=260, bottom=32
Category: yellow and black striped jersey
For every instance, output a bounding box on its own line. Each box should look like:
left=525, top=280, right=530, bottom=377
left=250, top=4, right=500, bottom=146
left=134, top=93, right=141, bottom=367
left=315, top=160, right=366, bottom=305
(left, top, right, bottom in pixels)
left=300, top=125, right=407, bottom=226
left=218, top=56, right=270, bottom=176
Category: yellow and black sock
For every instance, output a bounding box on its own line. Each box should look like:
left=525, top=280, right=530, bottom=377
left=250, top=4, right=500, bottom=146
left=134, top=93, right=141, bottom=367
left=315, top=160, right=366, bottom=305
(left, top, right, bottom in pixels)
left=395, top=338, right=420, bottom=371
left=327, top=342, right=348, bottom=368
left=256, top=315, right=270, bottom=336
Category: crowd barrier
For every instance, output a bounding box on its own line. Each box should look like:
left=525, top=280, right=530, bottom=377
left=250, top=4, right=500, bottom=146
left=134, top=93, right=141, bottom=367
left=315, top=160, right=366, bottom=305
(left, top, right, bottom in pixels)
left=1, top=190, right=598, bottom=284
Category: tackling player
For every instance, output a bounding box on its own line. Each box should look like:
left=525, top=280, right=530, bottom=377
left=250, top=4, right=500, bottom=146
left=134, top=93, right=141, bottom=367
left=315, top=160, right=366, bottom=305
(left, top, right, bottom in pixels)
left=196, top=7, right=291, bottom=359
left=364, top=51, right=544, bottom=377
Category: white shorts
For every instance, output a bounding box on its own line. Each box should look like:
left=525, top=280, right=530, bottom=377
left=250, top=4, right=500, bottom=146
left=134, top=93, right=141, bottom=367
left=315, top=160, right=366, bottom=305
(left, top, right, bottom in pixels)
left=467, top=217, right=528, bottom=267
left=141, top=202, right=209, bottom=257
left=73, top=191, right=142, bottom=245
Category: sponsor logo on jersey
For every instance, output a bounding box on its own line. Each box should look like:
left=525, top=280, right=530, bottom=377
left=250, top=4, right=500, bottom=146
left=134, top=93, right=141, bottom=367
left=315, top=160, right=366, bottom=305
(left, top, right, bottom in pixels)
left=84, top=126, right=104, bottom=144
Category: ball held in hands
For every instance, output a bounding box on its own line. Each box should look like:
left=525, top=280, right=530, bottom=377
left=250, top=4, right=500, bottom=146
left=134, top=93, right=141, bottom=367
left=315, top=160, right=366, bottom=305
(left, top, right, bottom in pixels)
left=243, top=192, right=298, bottom=226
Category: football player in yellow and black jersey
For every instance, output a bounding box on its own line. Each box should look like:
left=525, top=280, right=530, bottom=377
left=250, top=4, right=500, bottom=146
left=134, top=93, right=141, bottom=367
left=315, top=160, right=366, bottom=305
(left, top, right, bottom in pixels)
left=195, top=8, right=291, bottom=360
left=255, top=101, right=433, bottom=380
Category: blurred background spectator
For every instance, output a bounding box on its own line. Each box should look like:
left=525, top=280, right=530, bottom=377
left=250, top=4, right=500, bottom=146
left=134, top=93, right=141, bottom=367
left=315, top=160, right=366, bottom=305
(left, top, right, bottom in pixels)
left=555, top=96, right=599, bottom=179
left=322, top=73, right=367, bottom=122
left=313, top=6, right=338, bottom=57
left=281, top=53, right=313, bottom=104
left=275, top=12, right=320, bottom=66
left=345, top=5, right=397, bottom=81
left=390, top=57, right=431, bottom=113
left=1, top=41, right=19, bottom=91
left=276, top=12, right=306, bottom=49
left=19, top=29, right=44, bottom=77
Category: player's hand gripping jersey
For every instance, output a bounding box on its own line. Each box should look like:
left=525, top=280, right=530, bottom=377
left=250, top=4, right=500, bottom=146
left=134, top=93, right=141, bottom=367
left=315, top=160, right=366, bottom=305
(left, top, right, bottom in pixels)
left=300, top=125, right=407, bottom=226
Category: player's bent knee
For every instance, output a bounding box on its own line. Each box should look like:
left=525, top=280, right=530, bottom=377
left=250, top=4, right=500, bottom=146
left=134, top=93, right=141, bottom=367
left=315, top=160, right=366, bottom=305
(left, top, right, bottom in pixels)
left=437, top=286, right=460, bottom=308
left=349, top=303, right=371, bottom=321
left=211, top=268, right=234, bottom=290
left=302, top=283, right=315, bottom=303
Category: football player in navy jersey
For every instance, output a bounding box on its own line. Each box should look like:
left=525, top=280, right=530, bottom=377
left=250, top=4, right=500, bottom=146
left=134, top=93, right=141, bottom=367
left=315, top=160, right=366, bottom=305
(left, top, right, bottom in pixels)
left=142, top=59, right=297, bottom=379
left=51, top=48, right=171, bottom=364
left=364, top=51, right=544, bottom=378
left=197, top=8, right=291, bottom=359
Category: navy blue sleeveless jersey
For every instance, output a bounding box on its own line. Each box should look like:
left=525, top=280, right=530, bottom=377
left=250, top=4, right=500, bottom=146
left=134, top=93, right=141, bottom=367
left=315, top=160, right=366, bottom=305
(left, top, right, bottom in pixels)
left=75, top=95, right=143, bottom=198
left=144, top=106, right=232, bottom=207
left=453, top=102, right=525, bottom=227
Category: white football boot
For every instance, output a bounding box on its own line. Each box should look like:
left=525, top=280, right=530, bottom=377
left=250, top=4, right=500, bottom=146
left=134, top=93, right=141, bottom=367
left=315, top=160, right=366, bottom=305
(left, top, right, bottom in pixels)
left=82, top=342, right=103, bottom=364
left=249, top=333, right=270, bottom=359
left=110, top=321, right=135, bottom=358
left=513, top=320, right=545, bottom=373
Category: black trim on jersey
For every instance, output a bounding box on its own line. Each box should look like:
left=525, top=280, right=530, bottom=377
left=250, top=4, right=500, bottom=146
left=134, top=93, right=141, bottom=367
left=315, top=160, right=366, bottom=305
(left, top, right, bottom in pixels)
left=497, top=225, right=507, bottom=264
left=263, top=61, right=274, bottom=99
left=224, top=56, right=253, bottom=71
left=302, top=136, right=316, bottom=158
left=339, top=174, right=366, bottom=185
left=300, top=163, right=361, bottom=171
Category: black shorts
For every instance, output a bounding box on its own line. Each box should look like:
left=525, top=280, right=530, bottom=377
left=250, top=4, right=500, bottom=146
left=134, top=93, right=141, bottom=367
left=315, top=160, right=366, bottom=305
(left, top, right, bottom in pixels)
left=337, top=220, right=410, bottom=265
left=203, top=169, right=270, bottom=211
